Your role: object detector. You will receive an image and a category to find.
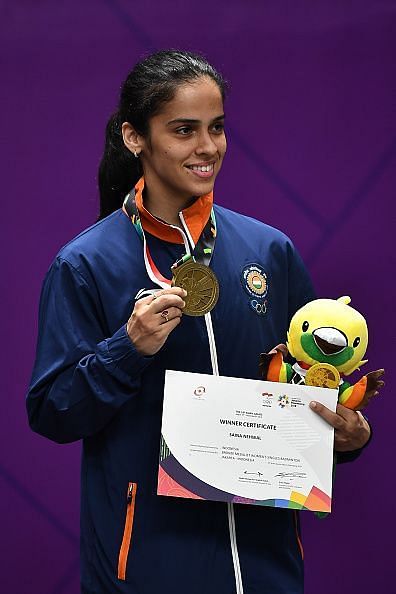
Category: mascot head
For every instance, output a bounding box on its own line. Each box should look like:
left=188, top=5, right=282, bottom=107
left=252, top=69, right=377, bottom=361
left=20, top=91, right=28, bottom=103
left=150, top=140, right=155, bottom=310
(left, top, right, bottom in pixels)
left=286, top=296, right=368, bottom=376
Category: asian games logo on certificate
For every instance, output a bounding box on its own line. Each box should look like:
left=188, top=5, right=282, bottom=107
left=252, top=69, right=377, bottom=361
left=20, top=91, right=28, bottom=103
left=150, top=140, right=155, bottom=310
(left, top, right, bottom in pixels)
left=278, top=394, right=290, bottom=408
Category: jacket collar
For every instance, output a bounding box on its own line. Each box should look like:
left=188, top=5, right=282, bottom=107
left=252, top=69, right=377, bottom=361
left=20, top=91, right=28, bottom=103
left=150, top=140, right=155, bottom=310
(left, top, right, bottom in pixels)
left=134, top=177, right=213, bottom=245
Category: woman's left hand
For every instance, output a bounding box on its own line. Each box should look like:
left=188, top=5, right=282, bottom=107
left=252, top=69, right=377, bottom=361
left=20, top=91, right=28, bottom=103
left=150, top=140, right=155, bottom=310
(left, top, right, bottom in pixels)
left=309, top=401, right=371, bottom=451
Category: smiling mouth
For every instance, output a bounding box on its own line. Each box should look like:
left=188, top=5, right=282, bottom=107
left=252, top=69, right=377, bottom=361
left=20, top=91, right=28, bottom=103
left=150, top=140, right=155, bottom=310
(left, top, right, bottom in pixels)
left=186, top=163, right=215, bottom=173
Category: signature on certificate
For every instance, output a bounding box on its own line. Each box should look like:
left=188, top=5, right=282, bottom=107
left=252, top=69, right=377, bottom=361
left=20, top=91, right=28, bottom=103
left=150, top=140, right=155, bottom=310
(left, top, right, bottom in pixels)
left=275, top=472, right=306, bottom=478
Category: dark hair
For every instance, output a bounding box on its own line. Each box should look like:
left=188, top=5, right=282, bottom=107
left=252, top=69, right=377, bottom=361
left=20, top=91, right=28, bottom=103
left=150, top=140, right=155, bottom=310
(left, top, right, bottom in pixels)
left=98, top=50, right=227, bottom=219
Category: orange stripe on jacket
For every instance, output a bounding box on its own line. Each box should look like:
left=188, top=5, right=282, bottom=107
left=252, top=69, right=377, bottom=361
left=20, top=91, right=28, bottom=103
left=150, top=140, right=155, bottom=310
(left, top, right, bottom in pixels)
left=118, top=482, right=137, bottom=581
left=294, top=511, right=304, bottom=560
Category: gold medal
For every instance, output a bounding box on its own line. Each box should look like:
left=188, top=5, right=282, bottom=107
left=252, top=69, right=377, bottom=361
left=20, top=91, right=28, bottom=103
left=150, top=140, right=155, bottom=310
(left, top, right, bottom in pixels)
left=172, top=260, right=219, bottom=316
left=305, top=363, right=340, bottom=389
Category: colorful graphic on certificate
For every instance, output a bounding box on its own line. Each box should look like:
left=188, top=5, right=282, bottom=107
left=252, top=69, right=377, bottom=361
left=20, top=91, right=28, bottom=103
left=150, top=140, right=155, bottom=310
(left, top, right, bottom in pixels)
left=158, top=371, right=338, bottom=512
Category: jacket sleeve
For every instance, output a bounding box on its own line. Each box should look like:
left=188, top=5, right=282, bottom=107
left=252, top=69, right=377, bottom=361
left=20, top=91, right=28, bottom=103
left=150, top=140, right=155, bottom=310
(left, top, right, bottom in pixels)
left=27, top=257, right=153, bottom=444
left=286, top=240, right=316, bottom=322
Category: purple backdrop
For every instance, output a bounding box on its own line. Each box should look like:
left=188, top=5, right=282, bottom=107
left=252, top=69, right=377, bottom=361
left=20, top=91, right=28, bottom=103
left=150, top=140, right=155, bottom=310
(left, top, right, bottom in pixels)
left=2, top=1, right=395, bottom=593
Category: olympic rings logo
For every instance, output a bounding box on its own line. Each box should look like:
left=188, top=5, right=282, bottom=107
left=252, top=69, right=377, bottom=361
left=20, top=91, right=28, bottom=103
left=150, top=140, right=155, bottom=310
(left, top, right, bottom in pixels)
left=250, top=299, right=267, bottom=315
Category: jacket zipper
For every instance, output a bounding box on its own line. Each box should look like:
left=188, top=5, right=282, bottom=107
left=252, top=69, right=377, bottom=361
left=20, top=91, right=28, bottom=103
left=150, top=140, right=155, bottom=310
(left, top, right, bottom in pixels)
left=228, top=502, right=244, bottom=594
left=117, top=482, right=137, bottom=581
left=178, top=212, right=245, bottom=594
left=204, top=313, right=219, bottom=376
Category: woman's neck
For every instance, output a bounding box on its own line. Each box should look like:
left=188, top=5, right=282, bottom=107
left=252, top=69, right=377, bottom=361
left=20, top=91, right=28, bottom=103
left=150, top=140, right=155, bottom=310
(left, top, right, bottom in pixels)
left=143, top=188, right=195, bottom=227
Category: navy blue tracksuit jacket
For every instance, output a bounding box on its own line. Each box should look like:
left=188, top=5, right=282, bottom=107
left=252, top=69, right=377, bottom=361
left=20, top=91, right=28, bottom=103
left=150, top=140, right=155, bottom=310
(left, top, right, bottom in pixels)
left=28, top=199, right=332, bottom=593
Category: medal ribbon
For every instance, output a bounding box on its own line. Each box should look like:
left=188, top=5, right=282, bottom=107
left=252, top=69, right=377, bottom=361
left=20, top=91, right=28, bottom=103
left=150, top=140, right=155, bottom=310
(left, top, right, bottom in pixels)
left=123, top=188, right=217, bottom=288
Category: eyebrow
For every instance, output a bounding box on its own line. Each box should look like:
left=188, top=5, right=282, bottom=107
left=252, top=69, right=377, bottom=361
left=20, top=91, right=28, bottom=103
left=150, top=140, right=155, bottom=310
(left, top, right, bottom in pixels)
left=166, top=114, right=225, bottom=126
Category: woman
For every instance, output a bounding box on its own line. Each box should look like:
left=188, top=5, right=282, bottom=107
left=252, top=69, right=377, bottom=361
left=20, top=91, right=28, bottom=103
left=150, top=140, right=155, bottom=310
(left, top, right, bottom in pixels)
left=27, top=50, right=371, bottom=594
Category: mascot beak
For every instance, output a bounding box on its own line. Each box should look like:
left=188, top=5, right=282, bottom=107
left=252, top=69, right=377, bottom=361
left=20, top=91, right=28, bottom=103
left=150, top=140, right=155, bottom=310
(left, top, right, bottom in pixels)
left=312, top=327, right=347, bottom=355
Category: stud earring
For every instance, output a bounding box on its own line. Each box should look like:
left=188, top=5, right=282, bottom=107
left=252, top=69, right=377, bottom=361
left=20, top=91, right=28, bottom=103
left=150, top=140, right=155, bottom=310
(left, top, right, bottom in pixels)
left=133, top=150, right=139, bottom=158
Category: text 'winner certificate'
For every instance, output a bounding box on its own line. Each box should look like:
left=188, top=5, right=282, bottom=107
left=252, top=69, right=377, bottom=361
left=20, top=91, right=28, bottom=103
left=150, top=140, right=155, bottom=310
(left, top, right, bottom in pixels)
left=157, top=371, right=338, bottom=513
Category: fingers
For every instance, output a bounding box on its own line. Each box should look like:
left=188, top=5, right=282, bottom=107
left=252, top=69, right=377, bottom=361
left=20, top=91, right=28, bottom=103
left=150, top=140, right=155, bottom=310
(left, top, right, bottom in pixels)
left=309, top=401, right=345, bottom=430
left=366, top=386, right=383, bottom=398
left=365, top=369, right=385, bottom=393
left=310, top=401, right=371, bottom=450
left=149, top=290, right=187, bottom=314
left=153, top=287, right=187, bottom=300
left=127, top=287, right=187, bottom=356
left=334, top=403, right=362, bottom=422
left=334, top=410, right=370, bottom=451
left=158, top=306, right=183, bottom=324
left=366, top=369, right=385, bottom=379
left=137, top=287, right=187, bottom=306
left=157, top=313, right=182, bottom=335
left=268, top=343, right=288, bottom=357
left=366, top=369, right=385, bottom=383
left=366, top=369, right=385, bottom=384
left=310, top=401, right=357, bottom=424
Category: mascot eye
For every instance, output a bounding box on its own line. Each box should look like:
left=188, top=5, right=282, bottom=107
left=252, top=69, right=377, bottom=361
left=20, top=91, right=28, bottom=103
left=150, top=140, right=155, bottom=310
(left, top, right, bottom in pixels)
left=302, top=321, right=309, bottom=332
left=353, top=337, right=360, bottom=348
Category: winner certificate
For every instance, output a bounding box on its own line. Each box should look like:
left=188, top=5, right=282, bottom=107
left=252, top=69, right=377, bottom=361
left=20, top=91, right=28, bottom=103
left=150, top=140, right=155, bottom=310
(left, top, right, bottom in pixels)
left=158, top=371, right=338, bottom=512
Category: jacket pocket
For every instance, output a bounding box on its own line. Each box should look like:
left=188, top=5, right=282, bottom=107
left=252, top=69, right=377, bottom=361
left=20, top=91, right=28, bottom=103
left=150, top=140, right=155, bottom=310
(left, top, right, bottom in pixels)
left=117, top=482, right=137, bottom=581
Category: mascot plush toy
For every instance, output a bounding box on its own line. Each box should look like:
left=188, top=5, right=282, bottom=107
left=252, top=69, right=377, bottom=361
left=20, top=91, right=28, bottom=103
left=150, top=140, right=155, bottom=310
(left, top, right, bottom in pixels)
left=260, top=296, right=381, bottom=410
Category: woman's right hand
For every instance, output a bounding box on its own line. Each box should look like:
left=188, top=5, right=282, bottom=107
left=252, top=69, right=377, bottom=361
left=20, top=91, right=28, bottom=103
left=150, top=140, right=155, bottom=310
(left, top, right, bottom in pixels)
left=126, top=287, right=187, bottom=356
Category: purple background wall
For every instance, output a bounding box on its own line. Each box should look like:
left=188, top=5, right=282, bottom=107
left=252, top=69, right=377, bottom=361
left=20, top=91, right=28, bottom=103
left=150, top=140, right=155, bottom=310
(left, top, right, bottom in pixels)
left=2, top=1, right=395, bottom=592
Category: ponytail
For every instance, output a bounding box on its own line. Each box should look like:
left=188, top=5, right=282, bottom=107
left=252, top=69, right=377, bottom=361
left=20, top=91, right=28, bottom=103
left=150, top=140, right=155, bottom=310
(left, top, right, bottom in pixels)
left=98, top=112, right=142, bottom=220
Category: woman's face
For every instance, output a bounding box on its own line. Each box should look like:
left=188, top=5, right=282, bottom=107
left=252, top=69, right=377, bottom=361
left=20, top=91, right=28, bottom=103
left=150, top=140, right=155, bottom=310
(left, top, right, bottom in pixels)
left=139, top=77, right=226, bottom=205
